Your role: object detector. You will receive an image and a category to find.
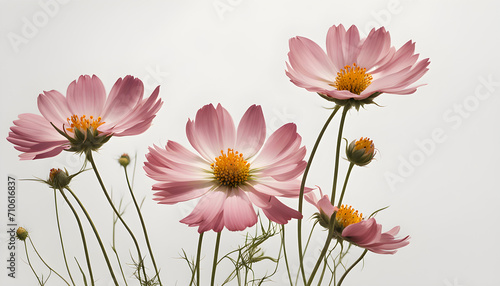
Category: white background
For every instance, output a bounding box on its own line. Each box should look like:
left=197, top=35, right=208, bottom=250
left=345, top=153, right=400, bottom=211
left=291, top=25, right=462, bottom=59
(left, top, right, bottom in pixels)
left=1, top=1, right=499, bottom=285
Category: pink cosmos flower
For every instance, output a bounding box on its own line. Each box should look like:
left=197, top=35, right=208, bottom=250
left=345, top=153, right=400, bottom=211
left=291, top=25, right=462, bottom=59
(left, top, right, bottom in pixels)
left=7, top=75, right=162, bottom=160
left=286, top=24, right=430, bottom=107
left=144, top=104, right=307, bottom=232
left=305, top=188, right=409, bottom=254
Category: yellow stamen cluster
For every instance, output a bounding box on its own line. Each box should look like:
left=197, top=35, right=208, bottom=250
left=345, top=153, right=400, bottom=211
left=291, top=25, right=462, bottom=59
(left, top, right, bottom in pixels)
left=211, top=148, right=250, bottom=187
left=332, top=63, right=373, bottom=95
left=66, top=115, right=104, bottom=133
left=335, top=205, right=363, bottom=228
left=354, top=137, right=375, bottom=155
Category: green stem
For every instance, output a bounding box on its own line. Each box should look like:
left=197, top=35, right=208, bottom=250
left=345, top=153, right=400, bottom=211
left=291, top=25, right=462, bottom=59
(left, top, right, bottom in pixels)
left=57, top=188, right=94, bottom=285
left=29, top=237, right=71, bottom=285
left=123, top=166, right=162, bottom=285
left=65, top=187, right=119, bottom=285
left=24, top=240, right=43, bottom=285
left=111, top=197, right=129, bottom=286
left=306, top=230, right=334, bottom=286
left=336, top=163, right=354, bottom=208
left=190, top=232, right=204, bottom=286
left=281, top=225, right=293, bottom=286
left=86, top=151, right=147, bottom=281
left=54, top=189, right=76, bottom=286
left=298, top=105, right=341, bottom=284
left=331, top=106, right=349, bottom=205
left=317, top=257, right=328, bottom=286
left=337, top=249, right=368, bottom=286
left=210, top=232, right=222, bottom=286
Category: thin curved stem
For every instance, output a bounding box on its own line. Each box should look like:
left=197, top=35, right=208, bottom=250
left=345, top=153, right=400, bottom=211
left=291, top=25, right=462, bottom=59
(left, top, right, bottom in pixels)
left=29, top=236, right=71, bottom=285
left=298, top=105, right=341, bottom=284
left=337, top=249, right=368, bottom=286
left=331, top=106, right=349, bottom=205
left=54, top=189, right=76, bottom=286
left=58, top=188, right=94, bottom=285
left=280, top=225, right=293, bottom=286
left=306, top=230, right=334, bottom=286
left=24, top=240, right=43, bottom=285
left=65, top=187, right=119, bottom=285
left=86, top=151, right=147, bottom=281
left=123, top=166, right=162, bottom=285
left=190, top=232, right=204, bottom=286
left=336, top=163, right=354, bottom=208
left=210, top=232, right=222, bottom=286
left=111, top=196, right=129, bottom=286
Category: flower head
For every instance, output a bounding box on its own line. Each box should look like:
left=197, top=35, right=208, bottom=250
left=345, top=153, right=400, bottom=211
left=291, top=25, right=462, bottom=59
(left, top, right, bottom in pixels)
left=7, top=75, right=163, bottom=159
left=144, top=104, right=308, bottom=232
left=119, top=153, right=131, bottom=167
left=16, top=227, right=28, bottom=241
left=305, top=189, right=409, bottom=254
left=346, top=137, right=376, bottom=166
left=286, top=24, right=430, bottom=109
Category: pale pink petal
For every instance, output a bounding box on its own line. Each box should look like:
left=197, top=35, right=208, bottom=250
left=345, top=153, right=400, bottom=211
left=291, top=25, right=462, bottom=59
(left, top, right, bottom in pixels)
left=66, top=75, right=106, bottom=116
left=186, top=104, right=232, bottom=161
left=235, top=105, right=266, bottom=158
left=357, top=27, right=392, bottom=70
left=109, top=86, right=163, bottom=136
left=223, top=188, right=257, bottom=231
left=288, top=36, right=338, bottom=81
left=101, top=75, right=144, bottom=123
left=342, top=218, right=409, bottom=254
left=326, top=24, right=361, bottom=70
left=180, top=191, right=227, bottom=233
left=252, top=123, right=300, bottom=167
left=246, top=189, right=301, bottom=224
left=37, top=90, right=71, bottom=126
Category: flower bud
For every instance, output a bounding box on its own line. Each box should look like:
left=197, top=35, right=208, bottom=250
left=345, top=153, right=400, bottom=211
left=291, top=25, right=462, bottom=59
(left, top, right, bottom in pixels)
left=118, top=153, right=131, bottom=167
left=16, top=227, right=28, bottom=241
left=346, top=137, right=376, bottom=166
left=48, top=168, right=71, bottom=189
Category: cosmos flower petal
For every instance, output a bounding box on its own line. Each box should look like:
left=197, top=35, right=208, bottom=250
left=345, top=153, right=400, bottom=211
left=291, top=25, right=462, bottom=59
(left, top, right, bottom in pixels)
left=288, top=36, right=338, bottom=81
left=66, top=75, right=106, bottom=116
left=37, top=90, right=71, bottom=126
left=357, top=27, right=392, bottom=69
left=247, top=188, right=302, bottom=224
left=342, top=218, right=409, bottom=254
left=326, top=24, right=361, bottom=70
left=101, top=75, right=145, bottom=124
left=235, top=105, right=266, bottom=158
left=180, top=191, right=226, bottom=233
left=223, top=189, right=257, bottom=231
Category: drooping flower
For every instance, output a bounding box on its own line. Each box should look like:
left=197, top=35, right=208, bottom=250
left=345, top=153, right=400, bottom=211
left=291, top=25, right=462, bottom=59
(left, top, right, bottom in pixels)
left=286, top=24, right=430, bottom=109
left=346, top=137, right=376, bottom=166
left=144, top=104, right=308, bottom=232
left=305, top=188, right=409, bottom=254
left=7, top=75, right=163, bottom=160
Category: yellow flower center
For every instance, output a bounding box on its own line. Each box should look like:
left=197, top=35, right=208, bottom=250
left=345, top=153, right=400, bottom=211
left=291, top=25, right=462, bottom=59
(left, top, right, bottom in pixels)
left=354, top=137, right=374, bottom=155
left=211, top=148, right=250, bottom=187
left=335, top=205, right=363, bottom=228
left=332, top=63, right=372, bottom=95
left=66, top=115, right=104, bottom=133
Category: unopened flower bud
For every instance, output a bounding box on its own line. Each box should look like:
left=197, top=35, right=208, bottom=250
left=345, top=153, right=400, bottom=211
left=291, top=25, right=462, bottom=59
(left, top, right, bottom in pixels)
left=48, top=168, right=71, bottom=189
left=16, top=227, right=28, bottom=241
left=118, top=153, right=130, bottom=167
left=346, top=137, right=376, bottom=166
